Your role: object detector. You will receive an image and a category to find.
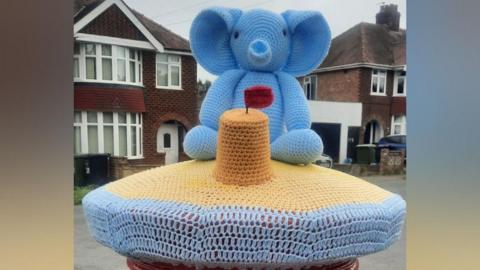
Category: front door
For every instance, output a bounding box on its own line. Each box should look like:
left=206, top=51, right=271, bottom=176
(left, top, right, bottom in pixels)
left=364, top=120, right=384, bottom=144
left=347, top=127, right=360, bottom=162
left=157, top=124, right=179, bottom=165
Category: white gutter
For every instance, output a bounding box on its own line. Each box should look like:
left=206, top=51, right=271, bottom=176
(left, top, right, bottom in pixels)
left=314, top=63, right=406, bottom=73
left=74, top=33, right=156, bottom=50
left=163, top=50, right=193, bottom=56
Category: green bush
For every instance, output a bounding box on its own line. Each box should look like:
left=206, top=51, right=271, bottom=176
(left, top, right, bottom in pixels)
left=74, top=185, right=96, bottom=205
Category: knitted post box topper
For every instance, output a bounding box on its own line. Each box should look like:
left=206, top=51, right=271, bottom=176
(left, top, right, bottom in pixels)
left=83, top=108, right=406, bottom=269
left=183, top=7, right=332, bottom=164
left=83, top=7, right=406, bottom=270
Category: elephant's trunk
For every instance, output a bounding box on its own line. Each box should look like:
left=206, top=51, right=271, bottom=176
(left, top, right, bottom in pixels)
left=247, top=39, right=272, bottom=67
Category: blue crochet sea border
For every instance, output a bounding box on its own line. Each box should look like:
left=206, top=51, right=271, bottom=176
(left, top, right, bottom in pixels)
left=83, top=187, right=405, bottom=269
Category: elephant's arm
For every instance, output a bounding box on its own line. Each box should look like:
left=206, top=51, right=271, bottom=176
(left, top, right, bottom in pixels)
left=199, top=69, right=246, bottom=130
left=275, top=71, right=311, bottom=130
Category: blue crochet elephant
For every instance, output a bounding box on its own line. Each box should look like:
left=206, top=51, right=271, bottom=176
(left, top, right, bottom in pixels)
left=184, top=7, right=331, bottom=164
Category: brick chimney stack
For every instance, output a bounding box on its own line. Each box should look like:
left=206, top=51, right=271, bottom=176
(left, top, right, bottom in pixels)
left=376, top=4, right=401, bottom=31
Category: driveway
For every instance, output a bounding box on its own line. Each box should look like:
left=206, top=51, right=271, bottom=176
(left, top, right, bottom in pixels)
left=75, top=175, right=406, bottom=270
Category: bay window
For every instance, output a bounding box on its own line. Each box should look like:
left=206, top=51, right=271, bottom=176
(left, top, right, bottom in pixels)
left=371, top=69, right=387, bottom=95
left=74, top=42, right=142, bottom=85
left=74, top=111, right=143, bottom=159
left=394, top=70, right=407, bottom=96
left=156, top=53, right=181, bottom=89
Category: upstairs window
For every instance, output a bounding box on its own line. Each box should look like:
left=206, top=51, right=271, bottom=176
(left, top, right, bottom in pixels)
left=303, top=75, right=317, bottom=100
left=394, top=70, right=407, bottom=96
left=156, top=53, right=181, bottom=89
left=371, top=69, right=387, bottom=96
left=73, top=42, right=142, bottom=86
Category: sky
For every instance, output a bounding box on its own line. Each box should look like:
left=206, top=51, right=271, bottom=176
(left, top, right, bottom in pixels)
left=124, top=0, right=406, bottom=81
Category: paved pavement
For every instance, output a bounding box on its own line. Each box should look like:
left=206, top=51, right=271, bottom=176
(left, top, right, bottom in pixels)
left=75, top=175, right=406, bottom=270
left=75, top=205, right=127, bottom=270
left=358, top=175, right=406, bottom=270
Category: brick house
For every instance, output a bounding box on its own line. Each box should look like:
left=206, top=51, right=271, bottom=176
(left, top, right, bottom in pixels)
left=299, top=4, right=406, bottom=163
left=73, top=0, right=197, bottom=166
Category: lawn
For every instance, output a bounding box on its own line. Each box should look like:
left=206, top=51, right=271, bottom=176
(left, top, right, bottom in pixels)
left=74, top=185, right=96, bottom=205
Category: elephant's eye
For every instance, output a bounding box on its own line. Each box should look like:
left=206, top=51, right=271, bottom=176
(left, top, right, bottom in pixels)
left=233, top=31, right=239, bottom=39
left=282, top=29, right=287, bottom=36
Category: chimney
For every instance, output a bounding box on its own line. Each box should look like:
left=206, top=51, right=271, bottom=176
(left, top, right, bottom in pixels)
left=376, top=4, right=400, bottom=31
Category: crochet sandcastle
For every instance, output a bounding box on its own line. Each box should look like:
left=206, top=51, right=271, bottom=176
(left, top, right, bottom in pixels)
left=83, top=108, right=405, bottom=269
left=214, top=109, right=272, bottom=185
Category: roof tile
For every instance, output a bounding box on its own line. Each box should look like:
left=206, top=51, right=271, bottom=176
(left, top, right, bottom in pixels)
left=320, top=22, right=406, bottom=68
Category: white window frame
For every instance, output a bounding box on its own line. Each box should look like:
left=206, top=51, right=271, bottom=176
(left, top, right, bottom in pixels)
left=101, top=44, right=113, bottom=81
left=73, top=111, right=143, bottom=159
left=126, top=113, right=143, bottom=158
left=116, top=46, right=127, bottom=82
left=393, top=70, right=407, bottom=96
left=73, top=42, right=143, bottom=86
left=86, top=111, right=101, bottom=154
left=370, top=69, right=387, bottom=96
left=128, top=48, right=142, bottom=84
left=73, top=43, right=80, bottom=79
left=156, top=53, right=182, bottom=90
left=74, top=112, right=83, bottom=154
left=302, top=75, right=317, bottom=100
left=101, top=112, right=115, bottom=155
left=391, top=115, right=407, bottom=135
left=84, top=43, right=97, bottom=80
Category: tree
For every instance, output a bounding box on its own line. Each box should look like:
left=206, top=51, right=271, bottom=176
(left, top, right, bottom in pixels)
left=197, top=79, right=205, bottom=92
left=197, top=79, right=212, bottom=93
left=204, top=80, right=212, bottom=91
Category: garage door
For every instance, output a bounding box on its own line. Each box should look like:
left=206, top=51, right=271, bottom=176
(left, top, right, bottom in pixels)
left=311, top=123, right=341, bottom=163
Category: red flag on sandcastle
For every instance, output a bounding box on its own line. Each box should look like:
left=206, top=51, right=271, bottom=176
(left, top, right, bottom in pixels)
left=244, top=85, right=274, bottom=111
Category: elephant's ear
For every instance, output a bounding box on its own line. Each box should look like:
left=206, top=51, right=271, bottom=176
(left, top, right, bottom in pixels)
left=190, top=7, right=242, bottom=75
left=281, top=10, right=331, bottom=77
